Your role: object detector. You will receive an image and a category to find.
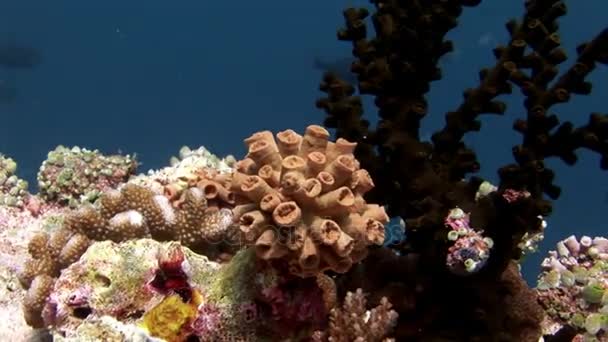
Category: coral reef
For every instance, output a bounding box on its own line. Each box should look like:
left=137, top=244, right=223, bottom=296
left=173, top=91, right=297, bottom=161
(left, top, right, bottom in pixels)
left=314, top=0, right=607, bottom=340
left=1, top=0, right=607, bottom=340
left=231, top=125, right=389, bottom=277
left=37, top=146, right=137, bottom=207
left=536, top=235, right=608, bottom=340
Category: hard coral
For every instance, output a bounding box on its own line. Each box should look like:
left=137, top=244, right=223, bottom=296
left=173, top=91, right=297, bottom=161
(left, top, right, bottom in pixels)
left=318, top=0, right=608, bottom=273
left=129, top=145, right=235, bottom=210
left=44, top=239, right=219, bottom=338
left=19, top=228, right=90, bottom=328
left=37, top=146, right=137, bottom=207
left=0, top=153, right=30, bottom=207
left=315, top=1, right=606, bottom=340
left=231, top=125, right=389, bottom=277
left=536, top=235, right=608, bottom=340
left=19, top=183, right=239, bottom=328
left=312, top=288, right=398, bottom=342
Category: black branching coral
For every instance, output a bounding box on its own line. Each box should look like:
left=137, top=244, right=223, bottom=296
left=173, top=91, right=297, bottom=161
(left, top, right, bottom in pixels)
left=316, top=0, right=607, bottom=341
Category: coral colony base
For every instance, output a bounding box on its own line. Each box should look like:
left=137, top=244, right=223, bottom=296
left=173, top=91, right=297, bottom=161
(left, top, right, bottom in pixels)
left=0, top=0, right=607, bottom=341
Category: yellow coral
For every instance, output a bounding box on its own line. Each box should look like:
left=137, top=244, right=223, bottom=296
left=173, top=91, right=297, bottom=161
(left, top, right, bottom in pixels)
left=141, top=293, right=199, bottom=342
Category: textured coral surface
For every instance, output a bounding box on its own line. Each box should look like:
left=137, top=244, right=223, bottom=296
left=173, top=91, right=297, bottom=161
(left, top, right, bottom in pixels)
left=231, top=125, right=389, bottom=277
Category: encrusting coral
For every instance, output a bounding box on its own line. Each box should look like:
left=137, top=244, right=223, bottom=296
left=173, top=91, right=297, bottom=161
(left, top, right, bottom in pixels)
left=230, top=125, right=389, bottom=277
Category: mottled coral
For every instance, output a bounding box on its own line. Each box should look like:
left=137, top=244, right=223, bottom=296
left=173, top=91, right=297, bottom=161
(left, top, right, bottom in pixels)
left=37, top=145, right=137, bottom=207
left=312, top=288, right=398, bottom=342
left=44, top=239, right=219, bottom=336
left=231, top=125, right=389, bottom=277
left=37, top=239, right=260, bottom=341
left=536, top=235, right=608, bottom=340
left=444, top=207, right=493, bottom=275
left=19, top=183, right=240, bottom=328
left=0, top=153, right=30, bottom=207
left=53, top=315, right=162, bottom=342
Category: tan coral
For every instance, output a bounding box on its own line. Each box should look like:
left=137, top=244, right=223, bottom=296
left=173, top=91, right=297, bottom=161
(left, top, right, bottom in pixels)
left=312, top=289, right=398, bottom=342
left=316, top=273, right=337, bottom=311
left=231, top=125, right=389, bottom=277
left=22, top=275, right=56, bottom=328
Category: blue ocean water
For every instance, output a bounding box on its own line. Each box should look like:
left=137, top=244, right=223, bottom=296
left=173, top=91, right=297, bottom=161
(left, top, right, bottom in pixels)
left=0, top=0, right=606, bottom=284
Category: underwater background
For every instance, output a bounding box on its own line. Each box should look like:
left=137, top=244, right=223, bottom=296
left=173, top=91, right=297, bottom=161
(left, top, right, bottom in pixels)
left=0, top=0, right=606, bottom=285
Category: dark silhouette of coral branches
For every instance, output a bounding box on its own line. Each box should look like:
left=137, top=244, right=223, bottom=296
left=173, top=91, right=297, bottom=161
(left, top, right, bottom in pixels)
left=316, top=0, right=607, bottom=341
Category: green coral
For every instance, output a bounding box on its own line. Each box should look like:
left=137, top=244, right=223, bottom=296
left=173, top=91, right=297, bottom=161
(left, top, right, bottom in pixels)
left=37, top=146, right=137, bottom=207
left=583, top=282, right=606, bottom=305
left=0, top=153, right=30, bottom=207
left=537, top=236, right=608, bottom=339
left=205, top=248, right=256, bottom=307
